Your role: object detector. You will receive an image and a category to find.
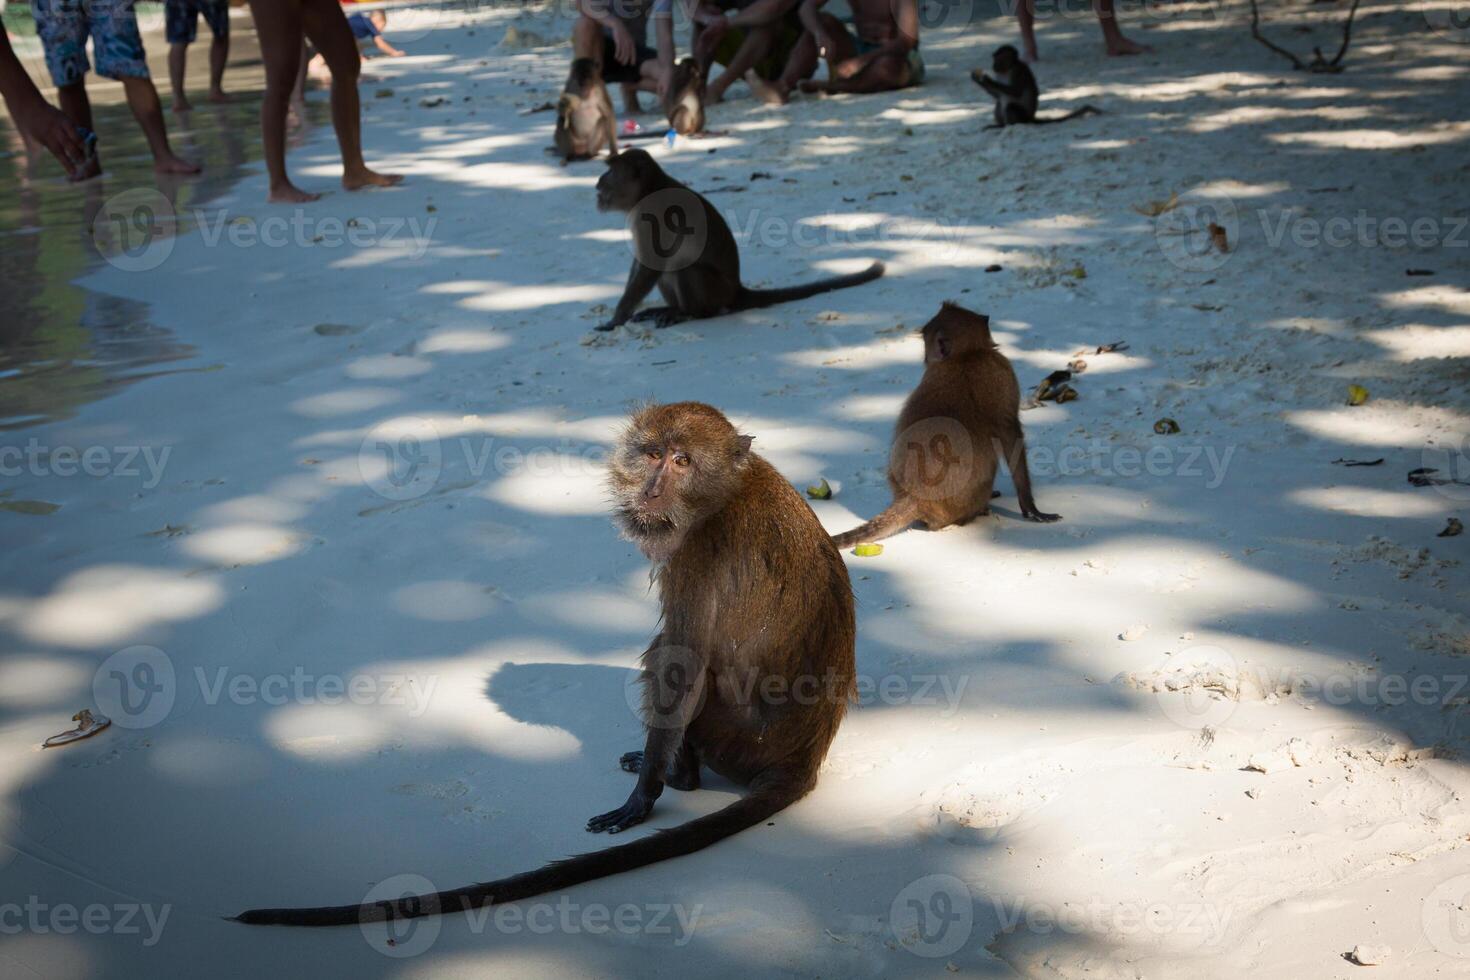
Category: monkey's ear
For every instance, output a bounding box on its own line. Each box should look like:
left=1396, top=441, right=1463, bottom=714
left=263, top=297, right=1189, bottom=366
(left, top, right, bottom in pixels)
left=735, top=434, right=754, bottom=455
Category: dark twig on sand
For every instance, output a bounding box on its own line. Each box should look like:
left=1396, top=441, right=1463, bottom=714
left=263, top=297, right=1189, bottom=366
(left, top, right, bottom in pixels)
left=1249, top=0, right=1362, bottom=73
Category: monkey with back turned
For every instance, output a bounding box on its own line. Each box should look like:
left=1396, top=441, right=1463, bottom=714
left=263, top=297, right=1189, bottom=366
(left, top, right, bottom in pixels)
left=594, top=149, right=885, bottom=330
left=832, top=303, right=1060, bottom=548
left=554, top=58, right=619, bottom=164
left=235, top=402, right=856, bottom=927
left=664, top=57, right=706, bottom=136
left=971, top=45, right=1100, bottom=129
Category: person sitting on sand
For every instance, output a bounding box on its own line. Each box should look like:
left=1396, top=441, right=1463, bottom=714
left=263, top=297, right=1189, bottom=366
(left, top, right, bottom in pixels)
left=246, top=0, right=402, bottom=203
left=165, top=0, right=231, bottom=113
left=0, top=30, right=90, bottom=177
left=691, top=0, right=812, bottom=104
left=29, top=0, right=200, bottom=177
left=771, top=0, right=921, bottom=100
left=1016, top=0, right=1148, bottom=61
left=572, top=0, right=675, bottom=114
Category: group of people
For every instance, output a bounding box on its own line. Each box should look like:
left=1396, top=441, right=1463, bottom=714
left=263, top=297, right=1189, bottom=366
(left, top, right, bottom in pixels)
left=573, top=0, right=1147, bottom=113
left=1, top=0, right=1147, bottom=200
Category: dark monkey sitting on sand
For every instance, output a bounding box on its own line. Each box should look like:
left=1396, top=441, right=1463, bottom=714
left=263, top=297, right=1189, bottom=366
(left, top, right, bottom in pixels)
left=832, top=303, right=1060, bottom=548
left=594, top=149, right=884, bottom=330
left=236, top=402, right=856, bottom=927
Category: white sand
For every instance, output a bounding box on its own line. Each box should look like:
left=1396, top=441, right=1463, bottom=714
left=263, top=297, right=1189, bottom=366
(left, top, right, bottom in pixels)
left=2, top=1, right=1468, bottom=976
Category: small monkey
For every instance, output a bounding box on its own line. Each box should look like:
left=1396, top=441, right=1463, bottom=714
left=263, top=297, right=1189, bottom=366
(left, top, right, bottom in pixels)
left=664, top=57, right=706, bottom=136
left=554, top=58, right=618, bottom=164
left=831, top=303, right=1060, bottom=548
left=235, top=402, right=856, bottom=928
left=971, top=45, right=1100, bottom=129
left=595, top=149, right=884, bottom=330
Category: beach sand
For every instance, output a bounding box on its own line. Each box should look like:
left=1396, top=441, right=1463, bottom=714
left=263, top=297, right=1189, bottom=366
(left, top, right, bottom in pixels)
left=1, top=1, right=1468, bottom=976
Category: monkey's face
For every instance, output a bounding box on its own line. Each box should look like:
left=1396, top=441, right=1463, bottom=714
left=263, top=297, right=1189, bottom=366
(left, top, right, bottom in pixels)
left=993, top=45, right=1018, bottom=74
left=596, top=149, right=657, bottom=213
left=608, top=403, right=751, bottom=561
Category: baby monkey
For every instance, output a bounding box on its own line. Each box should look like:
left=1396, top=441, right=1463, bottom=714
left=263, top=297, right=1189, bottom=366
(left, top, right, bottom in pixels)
left=972, top=45, right=1100, bottom=129
left=664, top=57, right=706, bottom=136
left=831, top=303, right=1060, bottom=548
left=555, top=58, right=618, bottom=164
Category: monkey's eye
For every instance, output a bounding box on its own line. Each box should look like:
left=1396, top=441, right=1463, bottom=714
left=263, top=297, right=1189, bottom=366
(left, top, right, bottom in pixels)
left=644, top=448, right=663, bottom=463
left=672, top=453, right=691, bottom=468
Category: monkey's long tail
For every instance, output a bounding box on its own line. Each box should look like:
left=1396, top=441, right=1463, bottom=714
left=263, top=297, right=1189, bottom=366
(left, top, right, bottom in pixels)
left=736, top=261, right=885, bottom=310
left=232, top=783, right=806, bottom=927
left=830, top=497, right=919, bottom=549
left=1035, top=106, right=1102, bottom=124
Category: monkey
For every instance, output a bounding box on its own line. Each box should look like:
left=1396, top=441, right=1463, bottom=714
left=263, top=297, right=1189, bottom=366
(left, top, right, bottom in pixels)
left=594, top=149, right=885, bottom=330
left=234, top=402, right=856, bottom=928
left=664, top=57, right=706, bottom=136
left=554, top=58, right=618, bottom=164
left=831, top=303, right=1060, bottom=548
left=971, top=45, right=1100, bottom=129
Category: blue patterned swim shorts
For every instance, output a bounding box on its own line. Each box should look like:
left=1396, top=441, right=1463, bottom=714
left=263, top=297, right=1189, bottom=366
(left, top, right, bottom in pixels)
left=31, top=0, right=151, bottom=86
left=165, top=0, right=229, bottom=45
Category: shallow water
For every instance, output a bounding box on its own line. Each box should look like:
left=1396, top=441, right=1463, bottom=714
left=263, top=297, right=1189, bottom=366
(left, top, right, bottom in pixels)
left=0, top=11, right=327, bottom=430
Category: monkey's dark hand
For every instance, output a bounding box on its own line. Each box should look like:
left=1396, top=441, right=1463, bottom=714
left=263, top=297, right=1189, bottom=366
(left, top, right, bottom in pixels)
left=1022, top=509, right=1062, bottom=523
left=587, top=792, right=656, bottom=834
left=595, top=318, right=625, bottom=332
left=631, top=306, right=689, bottom=329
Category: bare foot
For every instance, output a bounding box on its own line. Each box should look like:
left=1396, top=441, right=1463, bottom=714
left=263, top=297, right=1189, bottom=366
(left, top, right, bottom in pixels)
left=342, top=168, right=404, bottom=191
left=1105, top=36, right=1150, bottom=56
left=207, top=90, right=230, bottom=104
left=744, top=71, right=787, bottom=106
left=268, top=181, right=322, bottom=204
left=72, top=156, right=103, bottom=182
left=172, top=98, right=193, bottom=113
left=155, top=154, right=202, bottom=175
